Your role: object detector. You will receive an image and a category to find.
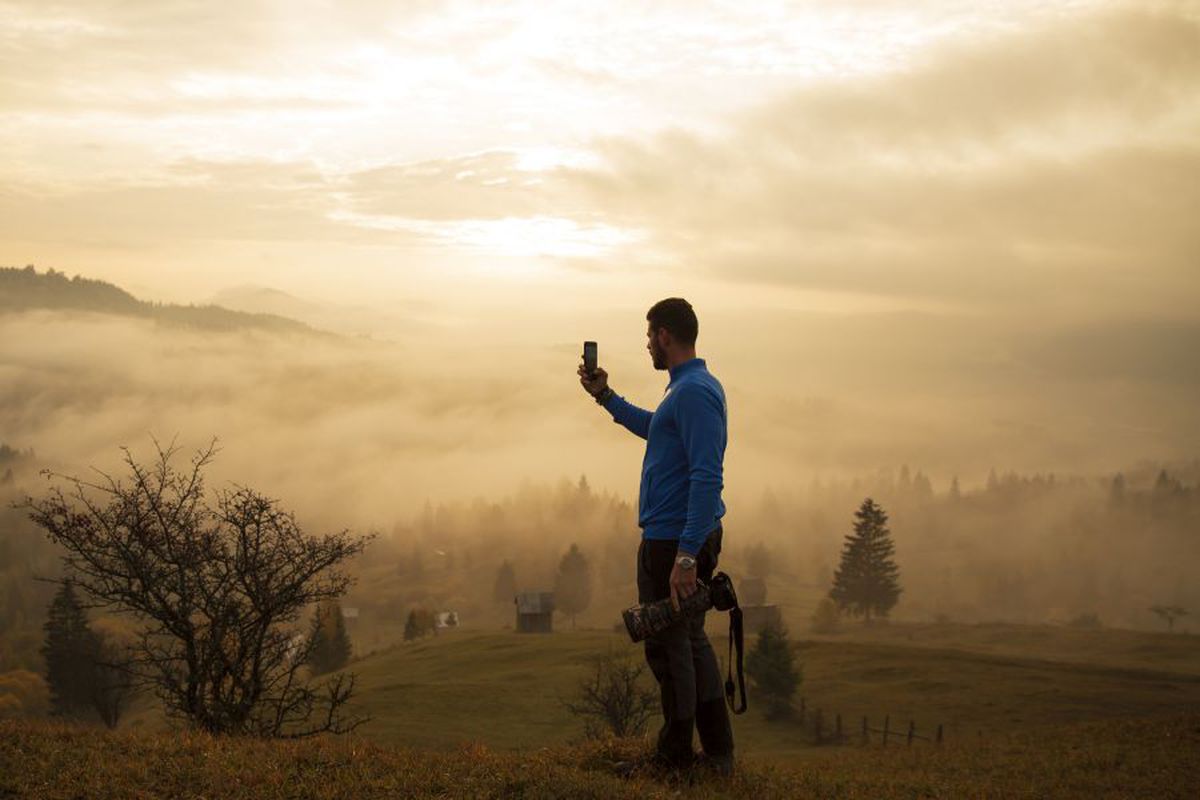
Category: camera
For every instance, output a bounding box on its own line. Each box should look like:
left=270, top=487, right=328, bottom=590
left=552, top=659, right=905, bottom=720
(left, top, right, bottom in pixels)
left=621, top=572, right=739, bottom=643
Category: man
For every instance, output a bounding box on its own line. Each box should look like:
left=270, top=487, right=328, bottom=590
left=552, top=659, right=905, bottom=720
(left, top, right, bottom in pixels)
left=577, top=297, right=734, bottom=774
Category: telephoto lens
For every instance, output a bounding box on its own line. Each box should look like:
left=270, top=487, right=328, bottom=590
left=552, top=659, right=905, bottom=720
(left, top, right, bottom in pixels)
left=622, top=582, right=714, bottom=643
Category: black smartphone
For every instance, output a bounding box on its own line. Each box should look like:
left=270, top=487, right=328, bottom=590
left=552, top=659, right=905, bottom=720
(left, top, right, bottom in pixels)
left=583, top=341, right=598, bottom=377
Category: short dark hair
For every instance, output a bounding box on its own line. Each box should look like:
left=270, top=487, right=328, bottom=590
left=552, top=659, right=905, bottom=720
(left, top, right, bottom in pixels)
left=646, top=297, right=698, bottom=346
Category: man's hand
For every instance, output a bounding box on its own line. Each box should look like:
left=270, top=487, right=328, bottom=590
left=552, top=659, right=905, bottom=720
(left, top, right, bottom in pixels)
left=578, top=363, right=609, bottom=398
left=669, top=559, right=698, bottom=612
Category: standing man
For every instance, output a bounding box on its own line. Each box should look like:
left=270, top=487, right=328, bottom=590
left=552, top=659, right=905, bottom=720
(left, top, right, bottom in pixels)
left=578, top=297, right=734, bottom=774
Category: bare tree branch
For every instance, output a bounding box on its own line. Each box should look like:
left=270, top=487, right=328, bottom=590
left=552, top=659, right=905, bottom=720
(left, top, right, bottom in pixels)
left=23, top=441, right=373, bottom=737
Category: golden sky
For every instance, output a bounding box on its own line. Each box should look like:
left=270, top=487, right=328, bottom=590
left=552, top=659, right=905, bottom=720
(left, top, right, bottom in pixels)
left=1, top=0, right=1198, bottom=497
left=2, top=0, right=1194, bottom=312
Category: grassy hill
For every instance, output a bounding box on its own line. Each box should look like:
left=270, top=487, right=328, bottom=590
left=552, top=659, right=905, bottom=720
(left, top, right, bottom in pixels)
left=115, top=623, right=1200, bottom=764
left=11, top=623, right=1200, bottom=797
left=337, top=625, right=1200, bottom=761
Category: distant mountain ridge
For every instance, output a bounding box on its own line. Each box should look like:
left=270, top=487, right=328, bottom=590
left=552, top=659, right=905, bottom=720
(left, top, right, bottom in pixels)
left=209, top=284, right=330, bottom=328
left=0, top=265, right=319, bottom=335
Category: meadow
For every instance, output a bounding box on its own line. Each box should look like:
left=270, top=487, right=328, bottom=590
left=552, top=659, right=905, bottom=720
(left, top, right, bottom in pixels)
left=334, top=622, right=1200, bottom=760
left=19, top=619, right=1182, bottom=798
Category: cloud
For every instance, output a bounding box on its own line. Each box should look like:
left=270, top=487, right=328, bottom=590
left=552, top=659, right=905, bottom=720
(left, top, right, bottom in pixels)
left=0, top=158, right=424, bottom=250
left=340, top=151, right=580, bottom=221
left=742, top=3, right=1200, bottom=157
left=562, top=3, right=1200, bottom=318
left=0, top=1, right=443, bottom=112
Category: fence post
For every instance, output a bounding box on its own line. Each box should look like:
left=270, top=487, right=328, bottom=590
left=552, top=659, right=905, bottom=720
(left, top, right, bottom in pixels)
left=800, top=696, right=806, bottom=724
left=814, top=708, right=823, bottom=745
left=862, top=716, right=868, bottom=745
left=836, top=713, right=843, bottom=743
left=936, top=724, right=943, bottom=745
left=907, top=721, right=915, bottom=746
left=882, top=716, right=890, bottom=748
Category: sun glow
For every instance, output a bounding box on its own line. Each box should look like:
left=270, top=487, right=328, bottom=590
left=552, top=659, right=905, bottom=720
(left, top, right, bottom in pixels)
left=328, top=210, right=644, bottom=263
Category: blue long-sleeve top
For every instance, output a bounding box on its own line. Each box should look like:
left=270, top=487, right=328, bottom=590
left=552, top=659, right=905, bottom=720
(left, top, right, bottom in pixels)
left=602, top=357, right=727, bottom=556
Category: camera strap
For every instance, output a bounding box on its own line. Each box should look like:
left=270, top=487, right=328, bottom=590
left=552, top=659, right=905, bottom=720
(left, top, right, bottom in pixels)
left=724, top=605, right=747, bottom=714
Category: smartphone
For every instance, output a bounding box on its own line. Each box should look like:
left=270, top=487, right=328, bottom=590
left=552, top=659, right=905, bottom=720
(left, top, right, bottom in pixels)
left=583, top=341, right=598, bottom=377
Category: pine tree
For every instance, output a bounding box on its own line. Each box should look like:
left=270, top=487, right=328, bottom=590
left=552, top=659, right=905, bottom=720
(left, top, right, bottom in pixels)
left=948, top=475, right=962, bottom=502
left=403, top=608, right=436, bottom=641
left=912, top=471, right=933, bottom=502
left=829, top=498, right=902, bottom=622
left=554, top=543, right=592, bottom=630
left=403, top=609, right=421, bottom=642
left=492, top=560, right=517, bottom=605
left=307, top=601, right=351, bottom=674
left=745, top=622, right=801, bottom=720
left=1109, top=473, right=1126, bottom=506
left=90, top=630, right=132, bottom=729
left=307, top=603, right=332, bottom=673
left=746, top=541, right=772, bottom=580
left=41, top=581, right=100, bottom=717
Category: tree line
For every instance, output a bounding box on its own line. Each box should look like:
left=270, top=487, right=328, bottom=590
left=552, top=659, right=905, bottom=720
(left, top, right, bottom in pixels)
left=0, top=265, right=314, bottom=335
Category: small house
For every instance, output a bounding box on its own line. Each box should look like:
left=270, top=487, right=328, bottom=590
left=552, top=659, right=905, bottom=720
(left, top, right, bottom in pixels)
left=515, top=591, right=555, bottom=633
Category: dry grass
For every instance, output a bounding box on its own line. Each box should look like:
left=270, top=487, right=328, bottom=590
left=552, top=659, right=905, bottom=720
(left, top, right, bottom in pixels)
left=3, top=713, right=1199, bottom=799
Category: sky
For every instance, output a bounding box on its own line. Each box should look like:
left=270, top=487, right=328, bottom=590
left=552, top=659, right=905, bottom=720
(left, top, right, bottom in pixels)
left=1, top=0, right=1198, bottom=502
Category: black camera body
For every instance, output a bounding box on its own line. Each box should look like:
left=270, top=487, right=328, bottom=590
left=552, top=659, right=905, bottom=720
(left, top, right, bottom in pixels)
left=622, top=572, right=738, bottom=643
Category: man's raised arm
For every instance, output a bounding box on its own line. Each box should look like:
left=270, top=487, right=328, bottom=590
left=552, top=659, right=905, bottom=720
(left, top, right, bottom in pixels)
left=600, top=391, right=652, bottom=440
left=578, top=365, right=652, bottom=440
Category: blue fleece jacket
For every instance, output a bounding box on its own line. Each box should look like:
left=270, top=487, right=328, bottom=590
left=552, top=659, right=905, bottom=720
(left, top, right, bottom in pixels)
left=601, top=357, right=727, bottom=556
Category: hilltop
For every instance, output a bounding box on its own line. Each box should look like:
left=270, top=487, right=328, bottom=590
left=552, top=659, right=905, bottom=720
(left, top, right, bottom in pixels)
left=115, top=623, right=1200, bottom=763
left=0, top=265, right=319, bottom=335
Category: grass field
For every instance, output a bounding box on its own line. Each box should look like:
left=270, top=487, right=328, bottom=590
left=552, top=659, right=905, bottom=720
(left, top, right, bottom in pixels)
left=10, top=622, right=1200, bottom=797
left=116, top=621, right=1200, bottom=765
left=332, top=622, right=1200, bottom=762
left=4, top=713, right=1199, bottom=798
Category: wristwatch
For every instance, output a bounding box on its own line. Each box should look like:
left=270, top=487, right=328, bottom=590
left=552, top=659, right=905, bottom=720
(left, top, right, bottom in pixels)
left=675, top=554, right=697, bottom=571
left=594, top=386, right=615, bottom=405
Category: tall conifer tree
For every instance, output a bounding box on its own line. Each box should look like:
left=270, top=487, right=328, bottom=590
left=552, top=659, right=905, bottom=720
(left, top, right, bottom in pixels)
left=554, top=543, right=592, bottom=630
left=493, top=560, right=517, bottom=605
left=829, top=498, right=902, bottom=621
left=41, top=580, right=99, bottom=716
left=307, top=601, right=351, bottom=674
left=746, top=621, right=801, bottom=720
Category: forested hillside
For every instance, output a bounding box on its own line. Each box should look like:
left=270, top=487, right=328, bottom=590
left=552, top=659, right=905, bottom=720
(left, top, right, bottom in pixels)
left=0, top=266, right=317, bottom=335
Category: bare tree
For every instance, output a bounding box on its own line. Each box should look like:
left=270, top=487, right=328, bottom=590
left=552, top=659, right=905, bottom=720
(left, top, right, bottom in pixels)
left=562, top=649, right=657, bottom=739
left=24, top=440, right=373, bottom=737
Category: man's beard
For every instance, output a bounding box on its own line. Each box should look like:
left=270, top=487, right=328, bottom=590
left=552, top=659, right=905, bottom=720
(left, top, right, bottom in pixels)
left=651, top=346, right=667, bottom=370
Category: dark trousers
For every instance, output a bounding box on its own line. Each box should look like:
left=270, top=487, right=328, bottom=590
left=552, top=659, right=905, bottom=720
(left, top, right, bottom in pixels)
left=636, top=526, right=734, bottom=765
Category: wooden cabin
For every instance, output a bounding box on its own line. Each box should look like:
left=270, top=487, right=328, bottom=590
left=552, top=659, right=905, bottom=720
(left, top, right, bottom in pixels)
left=515, top=591, right=555, bottom=633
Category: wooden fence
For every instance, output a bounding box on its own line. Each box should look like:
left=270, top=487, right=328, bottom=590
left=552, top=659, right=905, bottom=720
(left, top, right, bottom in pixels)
left=794, top=697, right=944, bottom=747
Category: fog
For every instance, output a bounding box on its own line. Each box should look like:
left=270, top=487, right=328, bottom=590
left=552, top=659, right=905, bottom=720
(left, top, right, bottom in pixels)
left=1, top=296, right=1196, bottom=652
left=1, top=0, right=1199, bottom=670
left=3, top=299, right=1195, bottom=526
